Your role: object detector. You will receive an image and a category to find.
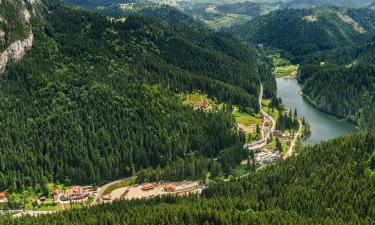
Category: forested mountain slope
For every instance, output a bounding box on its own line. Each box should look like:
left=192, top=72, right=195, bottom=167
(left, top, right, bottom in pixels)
left=0, top=0, right=37, bottom=73
left=0, top=0, right=275, bottom=191
left=226, top=8, right=375, bottom=61
left=298, top=43, right=375, bottom=127
left=4, top=130, right=375, bottom=224
left=280, top=0, right=375, bottom=8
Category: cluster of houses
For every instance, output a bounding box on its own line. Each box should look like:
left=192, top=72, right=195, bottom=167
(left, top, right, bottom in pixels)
left=34, top=186, right=93, bottom=206
left=255, top=152, right=281, bottom=166
left=59, top=186, right=91, bottom=202
left=273, top=130, right=290, bottom=138
left=142, top=183, right=177, bottom=192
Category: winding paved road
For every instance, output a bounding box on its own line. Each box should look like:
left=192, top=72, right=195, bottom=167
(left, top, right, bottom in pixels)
left=244, top=83, right=276, bottom=150
left=259, top=84, right=276, bottom=136
left=92, top=177, right=134, bottom=206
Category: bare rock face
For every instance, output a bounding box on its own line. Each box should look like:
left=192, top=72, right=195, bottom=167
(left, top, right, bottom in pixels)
left=21, top=8, right=31, bottom=22
left=0, top=32, right=33, bottom=74
left=0, top=0, right=39, bottom=74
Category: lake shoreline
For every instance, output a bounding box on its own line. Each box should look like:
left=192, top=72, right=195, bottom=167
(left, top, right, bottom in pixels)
left=276, top=77, right=356, bottom=144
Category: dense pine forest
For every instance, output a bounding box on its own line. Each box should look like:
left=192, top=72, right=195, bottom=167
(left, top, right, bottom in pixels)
left=2, top=130, right=374, bottom=224
left=224, top=6, right=375, bottom=128
left=2, top=0, right=375, bottom=224
left=226, top=8, right=375, bottom=62
left=296, top=39, right=375, bottom=127
left=0, top=0, right=31, bottom=51
left=0, top=0, right=275, bottom=191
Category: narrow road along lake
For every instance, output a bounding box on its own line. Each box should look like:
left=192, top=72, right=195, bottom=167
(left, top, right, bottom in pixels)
left=276, top=77, right=356, bottom=145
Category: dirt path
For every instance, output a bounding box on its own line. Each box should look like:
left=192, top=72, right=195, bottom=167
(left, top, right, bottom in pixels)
left=283, top=118, right=302, bottom=159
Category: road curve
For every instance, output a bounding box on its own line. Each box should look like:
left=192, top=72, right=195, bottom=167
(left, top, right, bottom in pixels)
left=244, top=83, right=276, bottom=150
left=92, top=177, right=134, bottom=206
left=259, top=83, right=276, bottom=135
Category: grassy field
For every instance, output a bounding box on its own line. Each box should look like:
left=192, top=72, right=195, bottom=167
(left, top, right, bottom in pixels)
left=233, top=107, right=262, bottom=126
left=205, top=13, right=253, bottom=30
left=180, top=92, right=220, bottom=109
left=270, top=52, right=299, bottom=78
left=273, top=64, right=298, bottom=78
left=262, top=100, right=280, bottom=121
left=103, top=179, right=135, bottom=196
left=182, top=92, right=263, bottom=129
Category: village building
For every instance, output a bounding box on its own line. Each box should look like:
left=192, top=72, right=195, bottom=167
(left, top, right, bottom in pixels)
left=0, top=192, right=7, bottom=202
left=52, top=187, right=60, bottom=201
left=61, top=186, right=89, bottom=201
left=163, top=183, right=176, bottom=192
left=198, top=99, right=209, bottom=111
left=102, top=195, right=112, bottom=201
left=273, top=130, right=282, bottom=136
left=142, top=183, right=154, bottom=191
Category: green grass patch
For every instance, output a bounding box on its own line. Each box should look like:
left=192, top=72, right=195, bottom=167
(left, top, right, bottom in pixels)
left=180, top=92, right=218, bottom=109
left=269, top=52, right=299, bottom=78
left=233, top=107, right=262, bottom=126
left=103, top=179, right=135, bottom=196
left=273, top=64, right=299, bottom=78
left=230, top=164, right=254, bottom=177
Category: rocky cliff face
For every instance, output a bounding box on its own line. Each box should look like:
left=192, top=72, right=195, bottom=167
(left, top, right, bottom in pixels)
left=0, top=32, right=33, bottom=73
left=0, top=0, right=38, bottom=74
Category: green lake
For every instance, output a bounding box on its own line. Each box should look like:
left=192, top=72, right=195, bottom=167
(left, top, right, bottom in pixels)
left=276, top=78, right=356, bottom=144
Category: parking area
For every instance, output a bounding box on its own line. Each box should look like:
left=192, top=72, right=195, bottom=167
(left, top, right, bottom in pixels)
left=107, top=181, right=201, bottom=201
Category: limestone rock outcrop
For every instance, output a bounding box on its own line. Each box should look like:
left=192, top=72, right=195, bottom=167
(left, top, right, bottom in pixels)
left=0, top=32, right=33, bottom=74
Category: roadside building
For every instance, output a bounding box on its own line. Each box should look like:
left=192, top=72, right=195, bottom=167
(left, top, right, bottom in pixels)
left=163, top=184, right=176, bottom=192
left=0, top=192, right=6, bottom=202
left=61, top=186, right=89, bottom=201
left=273, top=130, right=282, bottom=136
left=198, top=100, right=209, bottom=111
left=52, top=187, right=60, bottom=201
left=142, top=183, right=154, bottom=191
left=102, top=195, right=112, bottom=201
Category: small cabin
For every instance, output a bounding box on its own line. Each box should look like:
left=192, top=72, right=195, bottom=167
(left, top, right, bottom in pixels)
left=142, top=183, right=154, bottom=191
left=52, top=187, right=60, bottom=201
left=163, top=184, right=176, bottom=192
left=0, top=192, right=6, bottom=201
left=198, top=100, right=209, bottom=110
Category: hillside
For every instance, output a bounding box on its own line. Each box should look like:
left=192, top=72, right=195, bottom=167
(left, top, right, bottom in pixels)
left=298, top=42, right=375, bottom=127
left=280, top=0, right=374, bottom=8
left=63, top=1, right=375, bottom=30
left=0, top=0, right=37, bottom=73
left=0, top=0, right=275, bottom=192
left=3, top=130, right=375, bottom=224
left=226, top=8, right=375, bottom=61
